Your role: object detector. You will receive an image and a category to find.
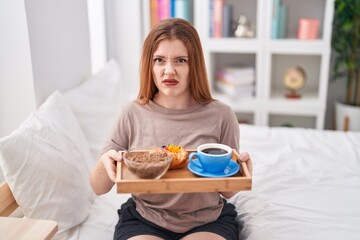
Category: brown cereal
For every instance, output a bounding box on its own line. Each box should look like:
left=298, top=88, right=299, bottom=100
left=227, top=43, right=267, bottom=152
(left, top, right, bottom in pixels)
left=124, top=151, right=172, bottom=179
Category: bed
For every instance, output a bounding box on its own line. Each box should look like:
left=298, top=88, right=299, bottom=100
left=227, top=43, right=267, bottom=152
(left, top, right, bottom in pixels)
left=1, top=60, right=360, bottom=240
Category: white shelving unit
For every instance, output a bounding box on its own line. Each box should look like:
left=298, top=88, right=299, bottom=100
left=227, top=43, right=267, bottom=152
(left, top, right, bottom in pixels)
left=142, top=0, right=334, bottom=129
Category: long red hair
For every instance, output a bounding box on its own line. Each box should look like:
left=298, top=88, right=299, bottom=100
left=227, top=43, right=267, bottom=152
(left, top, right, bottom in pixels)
left=137, top=18, right=213, bottom=105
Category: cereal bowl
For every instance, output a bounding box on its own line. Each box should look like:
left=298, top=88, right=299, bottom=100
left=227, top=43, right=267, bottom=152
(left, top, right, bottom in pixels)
left=123, top=147, right=173, bottom=179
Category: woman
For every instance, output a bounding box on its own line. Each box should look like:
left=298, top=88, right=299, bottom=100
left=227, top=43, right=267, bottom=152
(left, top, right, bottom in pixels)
left=90, top=18, right=252, bottom=240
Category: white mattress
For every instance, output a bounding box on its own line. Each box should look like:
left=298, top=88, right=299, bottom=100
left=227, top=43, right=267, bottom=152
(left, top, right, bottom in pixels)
left=76, top=125, right=360, bottom=240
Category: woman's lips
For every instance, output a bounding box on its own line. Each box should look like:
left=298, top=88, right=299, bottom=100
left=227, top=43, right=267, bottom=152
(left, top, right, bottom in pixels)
left=163, top=79, right=178, bottom=85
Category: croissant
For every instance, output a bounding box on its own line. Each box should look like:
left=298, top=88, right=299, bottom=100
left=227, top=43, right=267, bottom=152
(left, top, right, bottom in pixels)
left=163, top=144, right=188, bottom=170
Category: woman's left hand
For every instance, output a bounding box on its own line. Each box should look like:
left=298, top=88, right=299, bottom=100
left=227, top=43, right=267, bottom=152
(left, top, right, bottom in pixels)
left=232, top=150, right=252, bottom=176
left=239, top=152, right=252, bottom=176
left=220, top=151, right=253, bottom=199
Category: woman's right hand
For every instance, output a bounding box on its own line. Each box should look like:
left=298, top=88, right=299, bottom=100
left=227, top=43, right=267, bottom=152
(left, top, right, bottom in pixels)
left=100, top=150, right=123, bottom=182
left=90, top=149, right=123, bottom=195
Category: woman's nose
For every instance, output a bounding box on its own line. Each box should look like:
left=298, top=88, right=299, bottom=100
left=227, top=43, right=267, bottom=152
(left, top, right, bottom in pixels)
left=164, top=61, right=176, bottom=75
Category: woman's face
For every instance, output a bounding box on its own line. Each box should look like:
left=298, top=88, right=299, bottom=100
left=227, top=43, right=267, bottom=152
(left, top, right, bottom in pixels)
left=152, top=39, right=190, bottom=100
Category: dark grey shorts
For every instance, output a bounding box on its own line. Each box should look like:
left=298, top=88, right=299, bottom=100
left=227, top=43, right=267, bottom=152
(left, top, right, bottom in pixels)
left=113, top=197, right=239, bottom=240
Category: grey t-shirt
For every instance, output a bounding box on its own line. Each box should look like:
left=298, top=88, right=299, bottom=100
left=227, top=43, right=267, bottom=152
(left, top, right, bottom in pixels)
left=102, top=99, right=239, bottom=232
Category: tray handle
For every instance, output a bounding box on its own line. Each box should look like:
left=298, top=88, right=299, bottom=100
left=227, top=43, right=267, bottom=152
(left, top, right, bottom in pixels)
left=232, top=149, right=251, bottom=178
left=116, top=151, right=126, bottom=182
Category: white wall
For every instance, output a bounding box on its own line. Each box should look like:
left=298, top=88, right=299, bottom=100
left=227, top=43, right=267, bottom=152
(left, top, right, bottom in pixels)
left=0, top=0, right=36, bottom=137
left=105, top=0, right=143, bottom=101
left=0, top=0, right=93, bottom=137
left=25, top=0, right=92, bottom=106
left=87, top=0, right=107, bottom=74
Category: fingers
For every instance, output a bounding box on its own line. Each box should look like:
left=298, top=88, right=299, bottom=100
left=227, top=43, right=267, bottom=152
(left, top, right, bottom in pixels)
left=107, top=150, right=123, bottom=161
left=239, top=152, right=253, bottom=176
left=239, top=152, right=250, bottom=161
left=101, top=150, right=122, bottom=182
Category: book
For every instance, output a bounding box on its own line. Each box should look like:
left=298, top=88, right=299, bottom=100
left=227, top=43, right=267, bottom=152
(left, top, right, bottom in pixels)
left=158, top=0, right=170, bottom=21
left=209, top=0, right=214, bottom=37
left=150, top=0, right=159, bottom=28
left=223, top=66, right=255, bottom=76
left=222, top=3, right=233, bottom=37
left=213, top=0, right=224, bottom=38
left=271, top=0, right=281, bottom=39
left=170, top=0, right=175, bottom=17
left=174, top=0, right=192, bottom=23
left=150, top=0, right=193, bottom=27
left=217, top=67, right=256, bottom=85
left=215, top=80, right=255, bottom=98
left=278, top=5, right=287, bottom=38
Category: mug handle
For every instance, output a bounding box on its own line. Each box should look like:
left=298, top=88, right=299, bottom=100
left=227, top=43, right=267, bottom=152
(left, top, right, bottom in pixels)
left=188, top=152, right=202, bottom=168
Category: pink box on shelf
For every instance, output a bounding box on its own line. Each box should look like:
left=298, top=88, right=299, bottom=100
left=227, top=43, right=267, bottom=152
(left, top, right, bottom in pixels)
left=297, top=18, right=320, bottom=40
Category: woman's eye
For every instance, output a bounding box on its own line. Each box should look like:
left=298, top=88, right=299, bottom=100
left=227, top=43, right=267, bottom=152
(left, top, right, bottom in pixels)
left=153, top=58, right=164, bottom=63
left=177, top=58, right=188, bottom=63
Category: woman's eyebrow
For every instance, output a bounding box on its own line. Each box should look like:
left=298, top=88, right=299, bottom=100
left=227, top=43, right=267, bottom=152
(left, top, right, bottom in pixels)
left=152, top=55, right=188, bottom=60
left=153, top=55, right=188, bottom=58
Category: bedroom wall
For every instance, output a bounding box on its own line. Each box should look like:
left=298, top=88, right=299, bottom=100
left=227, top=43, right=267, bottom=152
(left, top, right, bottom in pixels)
left=24, top=0, right=92, bottom=106
left=0, top=0, right=93, bottom=137
left=87, top=0, right=107, bottom=74
left=104, top=0, right=143, bottom=101
left=0, top=0, right=36, bottom=137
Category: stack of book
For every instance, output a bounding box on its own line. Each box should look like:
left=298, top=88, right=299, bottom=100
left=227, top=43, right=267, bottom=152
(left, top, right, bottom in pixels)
left=215, top=66, right=256, bottom=98
left=209, top=0, right=234, bottom=38
left=150, top=0, right=193, bottom=28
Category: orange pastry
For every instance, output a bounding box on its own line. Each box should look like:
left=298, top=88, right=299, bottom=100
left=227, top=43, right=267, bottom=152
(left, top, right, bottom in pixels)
left=163, top=144, right=188, bottom=170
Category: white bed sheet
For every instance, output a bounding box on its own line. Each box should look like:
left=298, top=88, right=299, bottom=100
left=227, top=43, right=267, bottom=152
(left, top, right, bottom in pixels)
left=73, top=187, right=130, bottom=240
left=230, top=124, right=360, bottom=240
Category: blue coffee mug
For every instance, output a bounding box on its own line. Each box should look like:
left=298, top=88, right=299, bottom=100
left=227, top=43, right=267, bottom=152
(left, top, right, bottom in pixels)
left=189, top=143, right=232, bottom=173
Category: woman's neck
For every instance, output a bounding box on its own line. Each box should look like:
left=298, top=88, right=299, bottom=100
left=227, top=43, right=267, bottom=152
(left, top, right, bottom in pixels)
left=153, top=93, right=197, bottom=110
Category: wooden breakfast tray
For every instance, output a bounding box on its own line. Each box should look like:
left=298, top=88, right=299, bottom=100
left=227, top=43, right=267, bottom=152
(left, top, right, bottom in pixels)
left=116, top=149, right=252, bottom=194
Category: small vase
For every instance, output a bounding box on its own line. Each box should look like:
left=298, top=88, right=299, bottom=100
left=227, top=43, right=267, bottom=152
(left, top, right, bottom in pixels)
left=335, top=101, right=360, bottom=131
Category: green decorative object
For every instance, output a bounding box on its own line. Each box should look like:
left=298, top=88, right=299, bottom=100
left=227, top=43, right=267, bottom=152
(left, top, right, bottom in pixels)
left=331, top=0, right=360, bottom=106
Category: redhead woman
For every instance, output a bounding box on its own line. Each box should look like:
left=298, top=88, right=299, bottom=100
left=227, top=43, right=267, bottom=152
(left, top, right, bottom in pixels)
left=90, top=18, right=252, bottom=240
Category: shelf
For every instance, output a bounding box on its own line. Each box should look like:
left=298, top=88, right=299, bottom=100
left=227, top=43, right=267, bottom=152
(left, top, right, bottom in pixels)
left=270, top=88, right=319, bottom=103
left=213, top=93, right=259, bottom=112
left=143, top=0, right=333, bottom=129
left=203, top=39, right=332, bottom=54
left=266, top=103, right=325, bottom=116
left=205, top=38, right=260, bottom=52
left=267, top=39, right=330, bottom=53
left=268, top=113, right=317, bottom=129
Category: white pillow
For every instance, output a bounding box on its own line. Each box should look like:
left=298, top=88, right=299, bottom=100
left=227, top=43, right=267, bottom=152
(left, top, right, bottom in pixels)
left=0, top=91, right=95, bottom=239
left=63, top=59, right=124, bottom=161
